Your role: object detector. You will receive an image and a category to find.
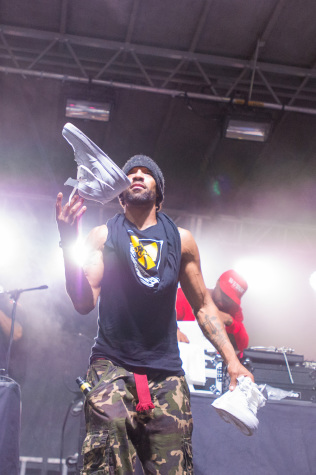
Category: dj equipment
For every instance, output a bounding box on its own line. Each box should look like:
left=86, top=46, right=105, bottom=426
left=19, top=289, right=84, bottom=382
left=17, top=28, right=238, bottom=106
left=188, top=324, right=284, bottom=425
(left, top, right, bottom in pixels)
left=177, top=321, right=224, bottom=395
left=193, top=352, right=223, bottom=395
left=241, top=348, right=316, bottom=403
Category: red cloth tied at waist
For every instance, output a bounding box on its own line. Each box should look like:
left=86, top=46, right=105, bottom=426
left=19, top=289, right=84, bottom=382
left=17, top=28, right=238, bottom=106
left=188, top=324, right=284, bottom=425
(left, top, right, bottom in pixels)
left=134, top=373, right=155, bottom=412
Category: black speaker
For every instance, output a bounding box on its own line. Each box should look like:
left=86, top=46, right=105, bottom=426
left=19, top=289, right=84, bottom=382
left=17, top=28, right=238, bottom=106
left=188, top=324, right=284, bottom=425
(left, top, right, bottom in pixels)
left=0, top=377, right=21, bottom=475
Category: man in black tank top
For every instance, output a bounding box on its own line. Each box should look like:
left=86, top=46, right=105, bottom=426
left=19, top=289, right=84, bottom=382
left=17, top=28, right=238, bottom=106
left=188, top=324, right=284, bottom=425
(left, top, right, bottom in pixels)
left=56, top=155, right=253, bottom=474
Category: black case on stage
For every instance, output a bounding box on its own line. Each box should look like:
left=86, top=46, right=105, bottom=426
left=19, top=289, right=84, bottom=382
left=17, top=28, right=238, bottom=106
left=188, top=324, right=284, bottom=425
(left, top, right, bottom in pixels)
left=241, top=349, right=316, bottom=403
left=0, top=377, right=21, bottom=475
left=192, top=352, right=223, bottom=395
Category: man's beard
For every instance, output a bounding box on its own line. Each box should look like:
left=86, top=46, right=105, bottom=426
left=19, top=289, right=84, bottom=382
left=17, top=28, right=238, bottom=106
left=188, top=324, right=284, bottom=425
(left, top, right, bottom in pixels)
left=123, top=187, right=156, bottom=207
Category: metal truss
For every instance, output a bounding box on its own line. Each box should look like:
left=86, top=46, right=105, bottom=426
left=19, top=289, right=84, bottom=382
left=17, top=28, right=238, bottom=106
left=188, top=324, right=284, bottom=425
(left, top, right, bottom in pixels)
left=2, top=21, right=316, bottom=115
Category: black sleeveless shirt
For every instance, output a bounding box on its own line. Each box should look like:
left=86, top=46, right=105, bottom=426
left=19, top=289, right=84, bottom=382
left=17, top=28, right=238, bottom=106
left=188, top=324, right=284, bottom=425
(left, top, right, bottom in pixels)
left=90, top=212, right=184, bottom=376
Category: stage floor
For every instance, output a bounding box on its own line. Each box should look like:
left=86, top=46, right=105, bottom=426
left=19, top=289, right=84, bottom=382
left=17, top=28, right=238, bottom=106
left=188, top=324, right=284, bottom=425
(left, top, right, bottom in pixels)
left=191, top=393, right=316, bottom=475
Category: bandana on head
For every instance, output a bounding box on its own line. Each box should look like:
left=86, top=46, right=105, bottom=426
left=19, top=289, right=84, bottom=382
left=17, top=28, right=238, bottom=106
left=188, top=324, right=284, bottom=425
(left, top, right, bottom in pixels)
left=121, top=155, right=165, bottom=207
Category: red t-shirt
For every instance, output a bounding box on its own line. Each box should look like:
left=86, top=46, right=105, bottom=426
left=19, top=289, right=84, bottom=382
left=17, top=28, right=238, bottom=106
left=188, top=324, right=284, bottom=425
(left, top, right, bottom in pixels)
left=175, top=287, right=249, bottom=355
left=176, top=287, right=195, bottom=321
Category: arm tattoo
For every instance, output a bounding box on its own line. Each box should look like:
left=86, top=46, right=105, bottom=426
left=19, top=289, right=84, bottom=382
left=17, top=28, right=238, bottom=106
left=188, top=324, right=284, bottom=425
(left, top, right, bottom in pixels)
left=200, top=314, right=227, bottom=352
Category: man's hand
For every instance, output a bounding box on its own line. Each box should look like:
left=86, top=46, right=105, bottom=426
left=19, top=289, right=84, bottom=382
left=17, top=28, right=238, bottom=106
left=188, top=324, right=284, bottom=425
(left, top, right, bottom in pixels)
left=56, top=193, right=87, bottom=244
left=227, top=358, right=254, bottom=391
left=177, top=327, right=190, bottom=343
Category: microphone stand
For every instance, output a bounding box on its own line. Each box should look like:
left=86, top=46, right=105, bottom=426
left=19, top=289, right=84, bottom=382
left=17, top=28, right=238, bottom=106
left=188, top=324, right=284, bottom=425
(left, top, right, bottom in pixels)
left=3, top=285, right=48, bottom=378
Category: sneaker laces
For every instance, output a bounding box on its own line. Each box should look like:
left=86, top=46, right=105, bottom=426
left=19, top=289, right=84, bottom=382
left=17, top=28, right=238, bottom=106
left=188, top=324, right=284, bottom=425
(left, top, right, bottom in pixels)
left=238, top=375, right=266, bottom=415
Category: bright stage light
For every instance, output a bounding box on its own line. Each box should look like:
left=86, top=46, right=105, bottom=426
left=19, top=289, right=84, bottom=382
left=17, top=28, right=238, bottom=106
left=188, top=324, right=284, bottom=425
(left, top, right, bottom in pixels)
left=71, top=238, right=90, bottom=267
left=50, top=237, right=90, bottom=280
left=66, top=99, right=111, bottom=122
left=233, top=255, right=284, bottom=293
left=309, top=271, right=316, bottom=291
left=224, top=117, right=272, bottom=142
left=0, top=218, right=19, bottom=267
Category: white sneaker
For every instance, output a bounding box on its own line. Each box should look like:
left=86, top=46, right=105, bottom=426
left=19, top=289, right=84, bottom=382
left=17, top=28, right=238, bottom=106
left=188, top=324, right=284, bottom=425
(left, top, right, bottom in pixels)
left=62, top=123, right=131, bottom=205
left=212, top=376, right=266, bottom=436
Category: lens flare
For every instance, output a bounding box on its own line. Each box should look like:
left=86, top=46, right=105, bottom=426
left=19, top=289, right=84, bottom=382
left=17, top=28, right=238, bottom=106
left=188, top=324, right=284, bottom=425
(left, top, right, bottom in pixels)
left=71, top=238, right=90, bottom=267
left=309, top=271, right=316, bottom=291
left=233, top=255, right=284, bottom=293
left=0, top=218, right=18, bottom=267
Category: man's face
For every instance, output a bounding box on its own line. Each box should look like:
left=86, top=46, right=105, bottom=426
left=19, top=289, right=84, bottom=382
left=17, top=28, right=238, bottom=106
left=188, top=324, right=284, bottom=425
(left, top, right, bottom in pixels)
left=123, top=166, right=157, bottom=206
left=213, top=281, right=239, bottom=316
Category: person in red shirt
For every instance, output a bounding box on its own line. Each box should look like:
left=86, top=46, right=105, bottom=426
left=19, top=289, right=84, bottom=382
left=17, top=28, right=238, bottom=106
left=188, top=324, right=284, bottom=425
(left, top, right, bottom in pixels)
left=176, top=269, right=249, bottom=358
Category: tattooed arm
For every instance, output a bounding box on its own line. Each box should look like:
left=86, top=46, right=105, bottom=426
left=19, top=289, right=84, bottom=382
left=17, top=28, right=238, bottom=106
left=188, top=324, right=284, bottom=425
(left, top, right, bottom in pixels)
left=178, top=227, right=253, bottom=389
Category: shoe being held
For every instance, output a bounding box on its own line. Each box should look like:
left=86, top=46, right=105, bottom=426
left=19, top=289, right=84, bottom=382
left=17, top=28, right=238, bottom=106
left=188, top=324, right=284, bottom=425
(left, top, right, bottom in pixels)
left=62, top=123, right=131, bottom=205
left=212, top=376, right=266, bottom=436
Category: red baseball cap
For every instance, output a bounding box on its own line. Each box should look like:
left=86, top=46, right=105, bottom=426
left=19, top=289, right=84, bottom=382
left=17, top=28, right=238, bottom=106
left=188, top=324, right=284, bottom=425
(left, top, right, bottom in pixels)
left=219, top=270, right=248, bottom=306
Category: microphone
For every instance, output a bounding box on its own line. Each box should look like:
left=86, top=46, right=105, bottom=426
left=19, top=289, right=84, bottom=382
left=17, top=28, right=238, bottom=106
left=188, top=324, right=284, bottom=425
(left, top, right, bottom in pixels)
left=2, top=285, right=49, bottom=299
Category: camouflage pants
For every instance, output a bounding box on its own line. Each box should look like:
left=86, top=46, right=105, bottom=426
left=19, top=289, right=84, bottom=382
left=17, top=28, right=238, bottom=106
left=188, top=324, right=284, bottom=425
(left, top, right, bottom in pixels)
left=81, top=359, right=193, bottom=475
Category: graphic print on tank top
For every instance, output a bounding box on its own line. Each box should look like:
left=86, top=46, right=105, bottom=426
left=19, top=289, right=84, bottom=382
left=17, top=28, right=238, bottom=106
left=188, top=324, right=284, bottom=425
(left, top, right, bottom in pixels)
left=127, top=229, right=163, bottom=288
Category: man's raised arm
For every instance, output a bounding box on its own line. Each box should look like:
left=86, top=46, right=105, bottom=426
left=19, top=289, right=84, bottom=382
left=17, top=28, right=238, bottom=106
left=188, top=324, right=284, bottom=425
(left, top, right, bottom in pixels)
left=56, top=193, right=107, bottom=314
left=178, top=227, right=253, bottom=390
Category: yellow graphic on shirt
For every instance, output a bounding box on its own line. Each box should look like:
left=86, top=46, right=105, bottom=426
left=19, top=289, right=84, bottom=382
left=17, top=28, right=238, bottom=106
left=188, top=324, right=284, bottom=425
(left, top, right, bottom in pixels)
left=130, top=235, right=158, bottom=270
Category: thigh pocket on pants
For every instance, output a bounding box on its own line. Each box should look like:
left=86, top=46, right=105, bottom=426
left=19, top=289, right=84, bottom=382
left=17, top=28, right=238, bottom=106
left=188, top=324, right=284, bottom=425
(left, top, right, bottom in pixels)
left=82, top=431, right=115, bottom=474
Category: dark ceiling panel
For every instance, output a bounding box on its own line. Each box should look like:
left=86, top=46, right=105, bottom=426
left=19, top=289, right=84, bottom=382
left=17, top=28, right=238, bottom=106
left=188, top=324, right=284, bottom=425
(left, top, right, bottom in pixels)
left=130, top=0, right=206, bottom=49
left=0, top=0, right=62, bottom=31
left=262, top=0, right=316, bottom=66
left=66, top=0, right=134, bottom=39
left=198, top=0, right=276, bottom=58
